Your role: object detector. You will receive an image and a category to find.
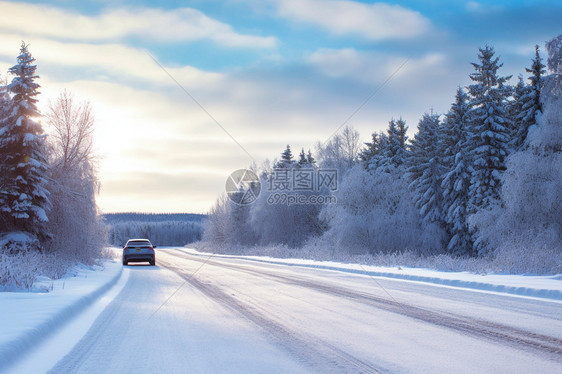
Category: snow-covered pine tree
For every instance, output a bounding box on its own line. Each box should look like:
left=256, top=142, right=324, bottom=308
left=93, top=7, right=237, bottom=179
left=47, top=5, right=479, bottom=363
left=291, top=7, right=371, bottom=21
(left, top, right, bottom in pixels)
left=468, top=57, right=562, bottom=268
left=512, top=46, right=546, bottom=149
left=306, top=149, right=316, bottom=165
left=298, top=148, right=307, bottom=166
left=508, top=76, right=530, bottom=149
left=0, top=74, right=9, bottom=118
left=442, top=88, right=470, bottom=170
left=359, top=132, right=380, bottom=167
left=441, top=88, right=473, bottom=256
left=282, top=144, right=293, bottom=162
left=0, top=76, right=10, bottom=216
left=526, top=45, right=546, bottom=113
left=367, top=132, right=389, bottom=171
left=466, top=45, right=512, bottom=213
left=384, top=118, right=408, bottom=168
left=0, top=42, right=50, bottom=235
left=296, top=149, right=316, bottom=168
left=407, top=116, right=431, bottom=182
left=275, top=144, right=294, bottom=168
left=407, top=112, right=446, bottom=226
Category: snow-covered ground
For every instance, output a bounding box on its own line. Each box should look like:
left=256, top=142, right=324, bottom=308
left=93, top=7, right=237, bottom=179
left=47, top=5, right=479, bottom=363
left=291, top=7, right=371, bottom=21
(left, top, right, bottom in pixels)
left=0, top=257, right=125, bottom=373
left=182, top=248, right=562, bottom=301
left=1, top=247, right=561, bottom=373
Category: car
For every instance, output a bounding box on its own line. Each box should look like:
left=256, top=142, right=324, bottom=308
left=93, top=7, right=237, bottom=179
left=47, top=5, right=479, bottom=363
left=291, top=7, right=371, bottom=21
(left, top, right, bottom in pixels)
left=122, top=239, right=156, bottom=266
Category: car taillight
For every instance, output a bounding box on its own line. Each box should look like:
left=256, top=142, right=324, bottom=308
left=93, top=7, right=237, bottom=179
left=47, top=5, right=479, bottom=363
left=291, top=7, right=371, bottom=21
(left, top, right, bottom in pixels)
left=149, top=246, right=154, bottom=251
left=124, top=247, right=129, bottom=253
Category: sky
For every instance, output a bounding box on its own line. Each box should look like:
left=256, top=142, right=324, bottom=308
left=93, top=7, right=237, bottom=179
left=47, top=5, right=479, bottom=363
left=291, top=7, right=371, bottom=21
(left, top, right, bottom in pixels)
left=0, top=0, right=560, bottom=214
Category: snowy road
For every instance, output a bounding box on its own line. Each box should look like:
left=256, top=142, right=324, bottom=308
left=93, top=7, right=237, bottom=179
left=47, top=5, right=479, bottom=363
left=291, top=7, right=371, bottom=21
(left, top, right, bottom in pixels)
left=48, top=248, right=562, bottom=373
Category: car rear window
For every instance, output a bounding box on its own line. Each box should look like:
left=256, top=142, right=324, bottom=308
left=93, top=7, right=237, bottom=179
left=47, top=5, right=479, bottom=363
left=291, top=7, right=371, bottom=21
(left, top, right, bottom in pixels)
left=128, top=240, right=151, bottom=246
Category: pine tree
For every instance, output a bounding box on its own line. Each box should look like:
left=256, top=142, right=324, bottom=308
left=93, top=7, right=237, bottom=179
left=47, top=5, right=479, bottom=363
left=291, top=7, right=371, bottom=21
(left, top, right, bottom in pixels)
left=442, top=88, right=470, bottom=169
left=384, top=118, right=408, bottom=167
left=282, top=145, right=293, bottom=161
left=526, top=45, right=545, bottom=113
left=466, top=45, right=512, bottom=213
left=367, top=132, right=389, bottom=171
left=306, top=150, right=316, bottom=165
left=298, top=148, right=307, bottom=166
left=0, top=73, right=9, bottom=138
left=0, top=76, right=10, bottom=215
left=512, top=45, right=545, bottom=149
left=359, top=132, right=380, bottom=167
left=275, top=144, right=294, bottom=168
left=296, top=148, right=309, bottom=168
left=441, top=88, right=473, bottom=256
left=508, top=77, right=530, bottom=149
left=407, top=112, right=445, bottom=226
left=0, top=75, right=9, bottom=119
left=296, top=149, right=316, bottom=168
left=0, top=42, right=50, bottom=235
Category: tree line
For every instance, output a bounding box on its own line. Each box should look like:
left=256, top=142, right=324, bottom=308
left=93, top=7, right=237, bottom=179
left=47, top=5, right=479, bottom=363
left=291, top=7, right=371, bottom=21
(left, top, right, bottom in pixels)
left=108, top=220, right=202, bottom=247
left=204, top=35, right=561, bottom=267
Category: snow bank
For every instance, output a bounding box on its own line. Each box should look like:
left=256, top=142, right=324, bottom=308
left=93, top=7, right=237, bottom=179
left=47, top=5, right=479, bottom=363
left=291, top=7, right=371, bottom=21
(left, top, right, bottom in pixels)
left=0, top=257, right=124, bottom=372
left=182, top=248, right=562, bottom=301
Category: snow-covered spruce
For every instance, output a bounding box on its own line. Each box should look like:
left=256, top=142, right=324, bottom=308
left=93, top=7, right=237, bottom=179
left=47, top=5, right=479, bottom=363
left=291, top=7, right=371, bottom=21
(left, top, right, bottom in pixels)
left=383, top=118, right=408, bottom=169
left=468, top=73, right=562, bottom=272
left=0, top=42, right=50, bottom=237
left=441, top=88, right=474, bottom=256
left=407, top=112, right=446, bottom=229
left=365, top=131, right=389, bottom=170
left=509, top=46, right=546, bottom=150
left=465, top=46, right=512, bottom=255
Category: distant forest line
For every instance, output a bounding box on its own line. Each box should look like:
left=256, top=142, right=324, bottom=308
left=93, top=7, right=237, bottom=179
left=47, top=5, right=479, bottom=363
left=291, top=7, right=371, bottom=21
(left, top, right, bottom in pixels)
left=103, top=213, right=207, bottom=223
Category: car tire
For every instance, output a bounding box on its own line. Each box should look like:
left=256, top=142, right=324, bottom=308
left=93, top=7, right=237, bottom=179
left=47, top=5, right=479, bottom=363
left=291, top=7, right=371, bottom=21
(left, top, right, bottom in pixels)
left=150, top=259, right=155, bottom=266
left=123, top=260, right=128, bottom=266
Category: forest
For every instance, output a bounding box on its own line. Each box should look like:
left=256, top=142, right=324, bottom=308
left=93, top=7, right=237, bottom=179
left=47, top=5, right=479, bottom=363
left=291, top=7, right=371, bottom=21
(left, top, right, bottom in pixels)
left=200, top=36, right=562, bottom=275
left=105, top=213, right=204, bottom=247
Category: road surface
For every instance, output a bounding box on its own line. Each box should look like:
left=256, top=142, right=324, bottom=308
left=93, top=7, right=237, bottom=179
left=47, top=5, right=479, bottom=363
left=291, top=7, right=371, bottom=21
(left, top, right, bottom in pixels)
left=48, top=248, right=562, bottom=373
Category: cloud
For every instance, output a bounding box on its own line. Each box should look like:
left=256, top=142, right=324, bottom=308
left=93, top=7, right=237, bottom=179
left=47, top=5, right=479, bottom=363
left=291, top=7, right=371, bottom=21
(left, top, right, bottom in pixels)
left=0, top=33, right=223, bottom=88
left=465, top=2, right=483, bottom=13
left=0, top=1, right=276, bottom=48
left=306, top=47, right=446, bottom=84
left=302, top=46, right=479, bottom=135
left=274, top=0, right=431, bottom=40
